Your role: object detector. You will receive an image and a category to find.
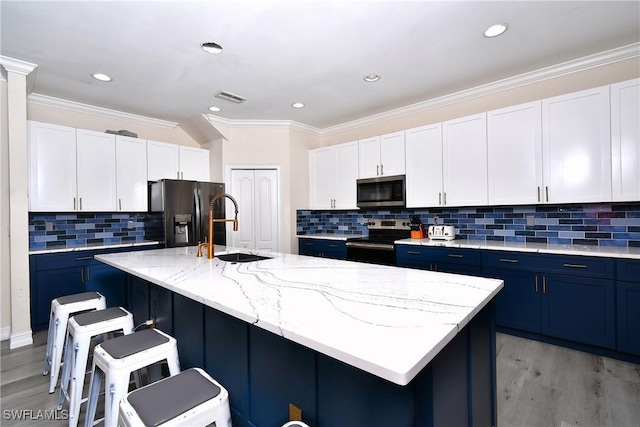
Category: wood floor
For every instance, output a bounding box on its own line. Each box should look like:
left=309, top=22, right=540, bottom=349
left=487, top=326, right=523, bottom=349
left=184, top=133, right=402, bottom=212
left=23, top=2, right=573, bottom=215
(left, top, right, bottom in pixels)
left=1, top=331, right=639, bottom=426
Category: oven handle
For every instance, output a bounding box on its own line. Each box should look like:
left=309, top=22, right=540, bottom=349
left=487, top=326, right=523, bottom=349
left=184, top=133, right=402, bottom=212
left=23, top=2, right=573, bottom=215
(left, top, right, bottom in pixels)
left=346, top=242, right=395, bottom=251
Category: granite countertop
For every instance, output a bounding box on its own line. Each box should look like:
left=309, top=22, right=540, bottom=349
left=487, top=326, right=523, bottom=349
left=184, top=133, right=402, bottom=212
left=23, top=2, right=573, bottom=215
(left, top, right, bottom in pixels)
left=394, top=238, right=640, bottom=260
left=28, top=240, right=160, bottom=255
left=95, top=245, right=503, bottom=386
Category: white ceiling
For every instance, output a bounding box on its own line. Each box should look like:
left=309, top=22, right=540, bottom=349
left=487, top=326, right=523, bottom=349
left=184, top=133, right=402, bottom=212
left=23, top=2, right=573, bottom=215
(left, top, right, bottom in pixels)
left=1, top=1, right=639, bottom=130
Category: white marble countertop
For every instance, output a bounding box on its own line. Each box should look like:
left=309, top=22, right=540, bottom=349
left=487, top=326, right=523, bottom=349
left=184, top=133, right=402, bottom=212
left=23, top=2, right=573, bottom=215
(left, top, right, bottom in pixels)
left=296, top=234, right=359, bottom=241
left=29, top=240, right=160, bottom=255
left=95, top=246, right=503, bottom=386
left=394, top=238, right=640, bottom=259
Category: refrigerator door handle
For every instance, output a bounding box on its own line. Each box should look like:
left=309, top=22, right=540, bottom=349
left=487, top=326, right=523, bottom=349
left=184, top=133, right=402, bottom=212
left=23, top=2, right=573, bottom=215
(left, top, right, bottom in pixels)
left=194, top=188, right=202, bottom=243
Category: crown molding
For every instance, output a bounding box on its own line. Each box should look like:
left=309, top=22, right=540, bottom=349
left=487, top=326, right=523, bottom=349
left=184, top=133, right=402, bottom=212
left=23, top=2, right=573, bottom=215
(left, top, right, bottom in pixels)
left=321, top=43, right=640, bottom=137
left=27, top=93, right=178, bottom=129
left=0, top=55, right=38, bottom=93
left=205, top=114, right=321, bottom=136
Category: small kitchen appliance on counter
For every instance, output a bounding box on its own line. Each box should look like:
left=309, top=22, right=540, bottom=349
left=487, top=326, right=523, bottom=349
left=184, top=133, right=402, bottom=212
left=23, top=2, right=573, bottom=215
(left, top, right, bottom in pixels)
left=428, top=225, right=456, bottom=241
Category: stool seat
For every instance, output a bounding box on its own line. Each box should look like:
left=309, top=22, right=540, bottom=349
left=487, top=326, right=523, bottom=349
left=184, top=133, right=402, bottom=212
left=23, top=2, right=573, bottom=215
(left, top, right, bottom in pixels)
left=73, top=307, right=129, bottom=326
left=44, top=292, right=107, bottom=394
left=101, top=328, right=169, bottom=359
left=118, top=368, right=231, bottom=427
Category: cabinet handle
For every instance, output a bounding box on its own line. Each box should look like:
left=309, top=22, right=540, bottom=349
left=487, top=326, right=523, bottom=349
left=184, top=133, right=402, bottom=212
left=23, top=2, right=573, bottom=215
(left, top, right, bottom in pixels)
left=380, top=164, right=384, bottom=175
left=535, top=276, right=539, bottom=293
left=376, top=165, right=380, bottom=176
left=79, top=198, right=83, bottom=210
left=438, top=192, right=442, bottom=205
left=305, top=242, right=314, bottom=246
left=537, top=187, right=541, bottom=203
left=563, top=263, right=587, bottom=269
left=329, top=244, right=338, bottom=248
left=177, top=171, right=180, bottom=179
left=545, top=186, right=549, bottom=202
left=86, top=267, right=90, bottom=281
left=76, top=256, right=93, bottom=261
left=499, top=258, right=519, bottom=263
left=543, top=276, right=547, bottom=294
left=80, top=268, right=84, bottom=283
left=73, top=197, right=77, bottom=210
left=447, top=254, right=463, bottom=258
left=406, top=250, right=421, bottom=255
left=443, top=192, right=447, bottom=205
left=181, top=172, right=184, bottom=179
left=119, top=199, right=122, bottom=211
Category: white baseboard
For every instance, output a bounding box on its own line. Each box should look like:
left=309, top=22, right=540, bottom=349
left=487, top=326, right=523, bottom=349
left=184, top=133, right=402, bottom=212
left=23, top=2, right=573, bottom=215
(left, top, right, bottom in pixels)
left=0, top=326, right=10, bottom=341
left=9, top=330, right=33, bottom=349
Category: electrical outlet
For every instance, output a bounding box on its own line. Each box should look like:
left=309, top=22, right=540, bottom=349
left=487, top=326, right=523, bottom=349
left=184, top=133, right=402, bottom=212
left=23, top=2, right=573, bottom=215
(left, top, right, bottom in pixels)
left=127, top=220, right=134, bottom=229
left=526, top=215, right=535, bottom=226
left=45, top=222, right=53, bottom=231
left=289, top=403, right=302, bottom=422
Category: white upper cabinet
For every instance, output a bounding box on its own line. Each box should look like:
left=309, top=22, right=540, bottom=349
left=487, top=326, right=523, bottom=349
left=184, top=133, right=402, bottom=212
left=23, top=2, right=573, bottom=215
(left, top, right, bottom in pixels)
left=115, top=135, right=148, bottom=211
left=358, top=131, right=405, bottom=178
left=309, top=141, right=358, bottom=209
left=442, top=113, right=488, bottom=206
left=179, top=146, right=210, bottom=181
left=487, top=101, right=543, bottom=205
left=405, top=123, right=443, bottom=207
left=28, top=121, right=77, bottom=211
left=76, top=129, right=117, bottom=211
left=147, top=140, right=210, bottom=181
left=542, top=86, right=611, bottom=203
left=611, top=78, right=640, bottom=202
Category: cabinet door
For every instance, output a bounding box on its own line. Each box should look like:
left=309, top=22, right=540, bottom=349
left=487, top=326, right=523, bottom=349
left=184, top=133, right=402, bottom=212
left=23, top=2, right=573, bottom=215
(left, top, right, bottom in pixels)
left=28, top=121, right=77, bottom=212
left=611, top=78, right=640, bottom=202
left=309, top=146, right=336, bottom=209
left=76, top=129, right=117, bottom=211
left=334, top=142, right=359, bottom=209
left=489, top=269, right=541, bottom=333
left=32, top=268, right=84, bottom=331
left=115, top=136, right=148, bottom=211
left=358, top=136, right=381, bottom=178
left=541, top=275, right=615, bottom=349
left=617, top=281, right=640, bottom=355
left=85, top=265, right=128, bottom=309
left=147, top=140, right=180, bottom=181
left=488, top=101, right=543, bottom=205
left=405, top=124, right=443, bottom=207
left=379, top=131, right=405, bottom=176
left=442, top=113, right=488, bottom=206
left=542, top=86, right=611, bottom=203
left=179, top=146, right=210, bottom=181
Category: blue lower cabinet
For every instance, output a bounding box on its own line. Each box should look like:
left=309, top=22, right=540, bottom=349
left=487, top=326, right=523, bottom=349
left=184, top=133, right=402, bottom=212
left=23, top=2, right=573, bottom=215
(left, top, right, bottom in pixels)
left=396, top=245, right=482, bottom=275
left=617, top=281, right=640, bottom=355
left=298, top=238, right=346, bottom=260
left=84, top=264, right=127, bottom=309
left=487, top=268, right=541, bottom=333
left=32, top=267, right=84, bottom=329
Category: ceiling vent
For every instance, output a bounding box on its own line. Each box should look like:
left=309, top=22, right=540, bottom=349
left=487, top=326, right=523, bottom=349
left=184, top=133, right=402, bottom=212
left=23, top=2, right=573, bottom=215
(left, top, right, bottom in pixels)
left=215, top=91, right=246, bottom=104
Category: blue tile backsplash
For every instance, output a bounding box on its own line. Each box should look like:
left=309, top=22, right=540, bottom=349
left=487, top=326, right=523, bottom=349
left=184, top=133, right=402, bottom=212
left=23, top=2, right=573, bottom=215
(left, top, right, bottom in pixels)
left=29, top=212, right=161, bottom=251
left=297, top=203, right=640, bottom=248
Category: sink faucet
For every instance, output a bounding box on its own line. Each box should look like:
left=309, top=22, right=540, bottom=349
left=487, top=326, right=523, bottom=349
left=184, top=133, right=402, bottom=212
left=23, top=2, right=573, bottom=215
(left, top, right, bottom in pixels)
left=197, top=193, right=239, bottom=259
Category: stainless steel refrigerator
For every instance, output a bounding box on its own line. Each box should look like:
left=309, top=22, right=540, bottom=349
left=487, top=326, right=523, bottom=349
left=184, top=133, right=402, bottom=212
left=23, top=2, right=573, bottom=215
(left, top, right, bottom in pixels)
left=149, top=179, right=226, bottom=248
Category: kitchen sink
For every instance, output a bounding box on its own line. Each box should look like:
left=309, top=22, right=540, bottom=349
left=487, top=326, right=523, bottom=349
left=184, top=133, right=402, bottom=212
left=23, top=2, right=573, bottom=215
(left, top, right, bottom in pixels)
left=217, top=253, right=271, bottom=263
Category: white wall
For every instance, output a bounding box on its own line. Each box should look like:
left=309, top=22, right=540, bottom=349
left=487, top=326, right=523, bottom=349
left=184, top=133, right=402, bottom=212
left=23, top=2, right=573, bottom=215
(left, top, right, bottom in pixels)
left=1, top=78, right=10, bottom=340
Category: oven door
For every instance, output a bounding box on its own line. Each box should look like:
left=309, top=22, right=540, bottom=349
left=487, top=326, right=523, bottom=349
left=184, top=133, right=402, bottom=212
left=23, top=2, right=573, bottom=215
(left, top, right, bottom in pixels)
left=346, top=242, right=396, bottom=266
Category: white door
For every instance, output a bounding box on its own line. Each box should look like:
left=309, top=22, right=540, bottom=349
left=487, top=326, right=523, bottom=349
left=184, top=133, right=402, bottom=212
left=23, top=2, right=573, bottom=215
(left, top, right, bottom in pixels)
left=179, top=146, right=210, bottom=181
left=358, top=136, right=381, bottom=178
left=488, top=101, right=543, bottom=205
left=442, top=113, right=488, bottom=206
left=230, top=169, right=279, bottom=252
left=542, top=86, right=611, bottom=203
left=379, top=131, right=405, bottom=176
left=333, top=141, right=359, bottom=209
left=147, top=140, right=180, bottom=181
left=611, top=78, right=640, bottom=202
left=76, top=129, right=117, bottom=211
left=116, top=135, right=148, bottom=211
left=405, top=123, right=443, bottom=207
left=28, top=121, right=77, bottom=211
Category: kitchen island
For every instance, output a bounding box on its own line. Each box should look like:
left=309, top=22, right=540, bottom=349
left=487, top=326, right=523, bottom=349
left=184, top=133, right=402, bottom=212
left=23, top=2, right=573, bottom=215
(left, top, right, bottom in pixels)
left=96, top=246, right=503, bottom=427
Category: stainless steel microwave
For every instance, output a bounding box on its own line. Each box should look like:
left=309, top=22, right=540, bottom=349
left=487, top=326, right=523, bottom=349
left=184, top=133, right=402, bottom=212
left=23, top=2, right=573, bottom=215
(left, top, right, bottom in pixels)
left=356, top=175, right=406, bottom=208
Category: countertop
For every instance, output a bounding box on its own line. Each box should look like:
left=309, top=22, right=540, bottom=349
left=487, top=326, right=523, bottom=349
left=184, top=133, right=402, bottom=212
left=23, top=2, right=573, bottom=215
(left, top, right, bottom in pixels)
left=394, top=238, right=640, bottom=260
left=95, top=246, right=503, bottom=385
left=28, top=240, right=160, bottom=255
left=296, top=233, right=356, bottom=241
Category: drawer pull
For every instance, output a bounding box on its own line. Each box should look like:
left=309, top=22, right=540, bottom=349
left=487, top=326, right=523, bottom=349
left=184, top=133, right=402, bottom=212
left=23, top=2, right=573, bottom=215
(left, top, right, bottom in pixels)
left=447, top=254, right=463, bottom=258
left=499, top=258, right=519, bottom=263
left=563, top=263, right=587, bottom=269
left=406, top=250, right=421, bottom=255
left=328, top=244, right=337, bottom=248
left=76, top=256, right=93, bottom=261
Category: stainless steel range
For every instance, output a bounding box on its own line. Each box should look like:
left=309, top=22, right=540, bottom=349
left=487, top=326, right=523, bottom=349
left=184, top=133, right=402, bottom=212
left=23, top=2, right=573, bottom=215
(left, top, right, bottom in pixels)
left=346, top=219, right=411, bottom=265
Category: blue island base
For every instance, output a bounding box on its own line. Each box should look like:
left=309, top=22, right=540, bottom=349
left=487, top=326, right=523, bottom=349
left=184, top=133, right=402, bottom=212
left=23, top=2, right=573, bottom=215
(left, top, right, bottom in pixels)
left=128, top=276, right=496, bottom=427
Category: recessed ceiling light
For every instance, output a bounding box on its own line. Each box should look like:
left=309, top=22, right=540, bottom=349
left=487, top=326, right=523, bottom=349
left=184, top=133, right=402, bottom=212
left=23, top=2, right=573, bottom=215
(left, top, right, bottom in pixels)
left=484, top=23, right=508, bottom=38
left=91, top=73, right=112, bottom=82
left=208, top=106, right=221, bottom=112
left=292, top=102, right=305, bottom=109
left=364, top=74, right=380, bottom=82
left=201, top=42, right=223, bottom=54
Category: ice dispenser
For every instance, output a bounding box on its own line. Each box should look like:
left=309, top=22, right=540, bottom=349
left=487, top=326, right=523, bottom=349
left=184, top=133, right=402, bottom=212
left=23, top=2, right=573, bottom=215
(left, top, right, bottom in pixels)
left=173, top=214, right=193, bottom=244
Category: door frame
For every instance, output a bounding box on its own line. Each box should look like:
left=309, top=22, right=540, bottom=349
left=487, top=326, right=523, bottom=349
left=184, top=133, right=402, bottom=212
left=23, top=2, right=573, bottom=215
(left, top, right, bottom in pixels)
left=224, top=164, right=281, bottom=252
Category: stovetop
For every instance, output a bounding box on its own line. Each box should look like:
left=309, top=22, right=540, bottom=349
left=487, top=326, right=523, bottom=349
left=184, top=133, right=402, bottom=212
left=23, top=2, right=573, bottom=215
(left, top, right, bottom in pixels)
left=354, top=219, right=412, bottom=244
